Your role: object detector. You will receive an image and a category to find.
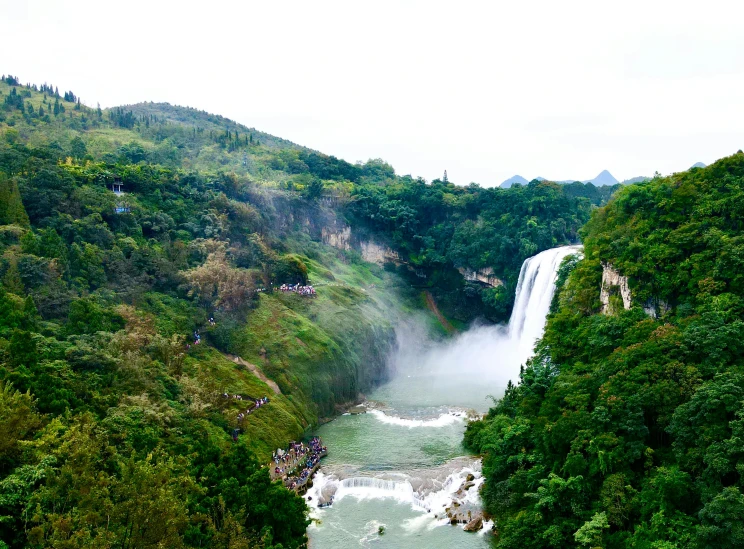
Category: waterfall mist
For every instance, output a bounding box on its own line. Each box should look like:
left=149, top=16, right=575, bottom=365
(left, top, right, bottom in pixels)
left=385, top=246, right=581, bottom=412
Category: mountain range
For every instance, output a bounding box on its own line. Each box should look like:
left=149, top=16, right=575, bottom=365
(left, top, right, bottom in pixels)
left=499, top=163, right=707, bottom=188
left=500, top=169, right=622, bottom=188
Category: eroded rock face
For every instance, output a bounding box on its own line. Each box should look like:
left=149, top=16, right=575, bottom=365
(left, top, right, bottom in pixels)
left=321, top=225, right=351, bottom=251
left=320, top=225, right=401, bottom=267
left=360, top=240, right=400, bottom=266
left=600, top=263, right=632, bottom=314
left=458, top=267, right=505, bottom=287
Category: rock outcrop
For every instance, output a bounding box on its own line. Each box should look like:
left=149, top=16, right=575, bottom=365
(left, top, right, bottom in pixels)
left=321, top=225, right=351, bottom=251
left=360, top=240, right=401, bottom=266
left=443, top=475, right=484, bottom=528
left=458, top=267, right=505, bottom=287
left=321, top=224, right=401, bottom=267
left=600, top=263, right=631, bottom=314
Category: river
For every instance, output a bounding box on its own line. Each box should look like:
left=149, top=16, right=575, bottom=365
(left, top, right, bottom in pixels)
left=305, top=246, right=580, bottom=548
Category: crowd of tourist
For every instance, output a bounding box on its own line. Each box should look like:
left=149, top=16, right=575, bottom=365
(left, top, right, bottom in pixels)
left=270, top=437, right=327, bottom=491
left=279, top=283, right=316, bottom=296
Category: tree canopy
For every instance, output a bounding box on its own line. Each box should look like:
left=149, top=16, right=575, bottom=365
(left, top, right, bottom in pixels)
left=466, top=153, right=744, bottom=548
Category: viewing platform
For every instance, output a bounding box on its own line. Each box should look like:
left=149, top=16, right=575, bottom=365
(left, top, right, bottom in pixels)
left=268, top=438, right=327, bottom=494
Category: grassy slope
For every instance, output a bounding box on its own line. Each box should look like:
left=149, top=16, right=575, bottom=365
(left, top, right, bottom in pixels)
left=183, top=346, right=307, bottom=461
left=224, top=242, right=404, bottom=420
left=120, top=101, right=300, bottom=151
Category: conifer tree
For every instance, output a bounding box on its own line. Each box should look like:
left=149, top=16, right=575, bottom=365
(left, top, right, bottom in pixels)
left=2, top=260, right=24, bottom=295
left=0, top=174, right=30, bottom=227
left=70, top=136, right=87, bottom=159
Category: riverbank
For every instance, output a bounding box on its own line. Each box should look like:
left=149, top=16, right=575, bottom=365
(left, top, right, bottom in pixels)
left=269, top=437, right=328, bottom=493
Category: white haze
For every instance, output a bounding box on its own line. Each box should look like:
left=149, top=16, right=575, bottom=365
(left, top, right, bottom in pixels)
left=386, top=247, right=579, bottom=411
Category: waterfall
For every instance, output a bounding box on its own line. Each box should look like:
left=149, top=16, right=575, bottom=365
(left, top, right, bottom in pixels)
left=317, top=476, right=431, bottom=510
left=507, top=245, right=581, bottom=360
left=381, top=245, right=582, bottom=407
left=306, top=467, right=488, bottom=512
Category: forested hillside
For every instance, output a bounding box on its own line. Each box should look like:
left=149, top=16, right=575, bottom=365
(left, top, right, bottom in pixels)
left=0, top=74, right=617, bottom=323
left=466, top=153, right=744, bottom=548
left=0, top=73, right=614, bottom=548
left=0, top=75, right=415, bottom=549
left=347, top=177, right=612, bottom=322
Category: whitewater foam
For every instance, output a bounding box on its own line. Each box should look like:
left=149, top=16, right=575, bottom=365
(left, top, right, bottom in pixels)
left=307, top=246, right=579, bottom=546
left=368, top=409, right=466, bottom=428
left=306, top=464, right=483, bottom=519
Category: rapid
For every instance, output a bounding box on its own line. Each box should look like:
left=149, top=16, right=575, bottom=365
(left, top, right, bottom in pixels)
left=305, top=246, right=580, bottom=548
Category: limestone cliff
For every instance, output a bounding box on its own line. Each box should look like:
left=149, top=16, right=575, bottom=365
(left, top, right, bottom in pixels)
left=321, top=224, right=402, bottom=266
left=321, top=225, right=351, bottom=250
left=359, top=240, right=401, bottom=266
left=600, top=263, right=632, bottom=313
left=457, top=267, right=505, bottom=287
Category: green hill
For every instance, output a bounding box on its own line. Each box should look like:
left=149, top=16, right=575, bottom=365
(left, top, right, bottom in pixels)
left=466, top=152, right=744, bottom=549
left=121, top=101, right=301, bottom=150
left=0, top=73, right=409, bottom=549
left=0, top=72, right=611, bottom=549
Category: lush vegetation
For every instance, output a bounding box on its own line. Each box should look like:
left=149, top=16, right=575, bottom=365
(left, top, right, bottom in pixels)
left=0, top=73, right=622, bottom=548
left=466, top=153, right=744, bottom=548
left=0, top=75, right=411, bottom=549
left=0, top=75, right=613, bottom=325
left=347, top=176, right=615, bottom=322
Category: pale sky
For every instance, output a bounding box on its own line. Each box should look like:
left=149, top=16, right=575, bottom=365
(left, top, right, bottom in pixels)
left=3, top=0, right=744, bottom=186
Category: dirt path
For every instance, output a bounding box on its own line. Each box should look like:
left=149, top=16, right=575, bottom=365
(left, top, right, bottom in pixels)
left=423, top=290, right=457, bottom=334
left=226, top=354, right=282, bottom=395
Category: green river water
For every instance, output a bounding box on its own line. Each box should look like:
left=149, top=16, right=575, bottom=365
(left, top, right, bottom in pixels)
left=304, top=246, right=578, bottom=548
left=305, top=368, right=503, bottom=548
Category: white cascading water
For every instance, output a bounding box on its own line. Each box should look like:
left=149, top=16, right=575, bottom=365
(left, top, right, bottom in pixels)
left=335, top=477, right=431, bottom=511
left=507, top=245, right=583, bottom=362
left=382, top=244, right=583, bottom=396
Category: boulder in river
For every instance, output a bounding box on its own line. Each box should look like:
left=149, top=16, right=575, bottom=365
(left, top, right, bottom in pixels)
left=464, top=513, right=484, bottom=532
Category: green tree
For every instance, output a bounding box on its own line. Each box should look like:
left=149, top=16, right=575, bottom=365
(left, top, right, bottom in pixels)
left=0, top=174, right=30, bottom=226
left=70, top=136, right=87, bottom=159
left=304, top=177, right=324, bottom=200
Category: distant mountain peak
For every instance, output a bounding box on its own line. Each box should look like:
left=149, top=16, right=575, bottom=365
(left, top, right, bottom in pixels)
left=500, top=175, right=529, bottom=188
left=585, top=170, right=619, bottom=186
left=691, top=162, right=706, bottom=169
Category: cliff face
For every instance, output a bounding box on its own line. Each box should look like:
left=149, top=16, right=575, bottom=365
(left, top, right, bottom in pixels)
left=359, top=240, right=401, bottom=266
left=457, top=267, right=505, bottom=287
left=600, top=262, right=632, bottom=314
left=321, top=225, right=351, bottom=251
left=321, top=224, right=402, bottom=266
